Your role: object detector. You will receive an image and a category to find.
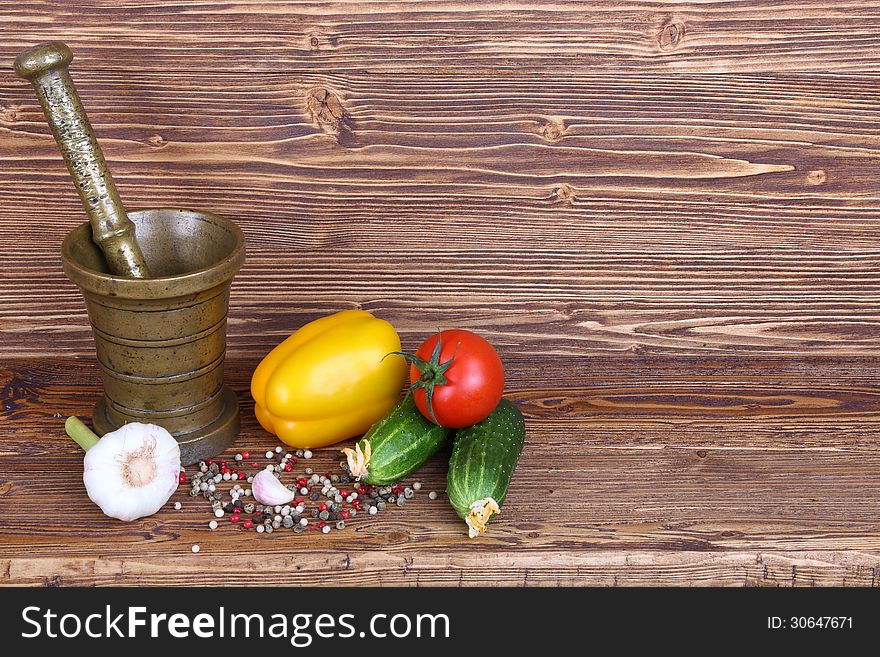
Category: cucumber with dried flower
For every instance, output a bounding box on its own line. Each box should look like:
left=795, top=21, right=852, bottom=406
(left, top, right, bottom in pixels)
left=447, top=398, right=525, bottom=538
left=342, top=395, right=451, bottom=485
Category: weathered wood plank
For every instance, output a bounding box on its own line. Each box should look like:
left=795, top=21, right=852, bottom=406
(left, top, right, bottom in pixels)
left=2, top=1, right=880, bottom=587
left=2, top=73, right=880, bottom=358
left=3, top=245, right=880, bottom=358
left=4, top=73, right=880, bottom=208
left=2, top=358, right=880, bottom=586
left=1, top=1, right=879, bottom=74
left=6, top=357, right=880, bottom=453
left=4, top=551, right=880, bottom=587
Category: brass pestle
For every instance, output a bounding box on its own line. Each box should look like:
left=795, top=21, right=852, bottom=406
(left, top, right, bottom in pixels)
left=15, top=42, right=150, bottom=278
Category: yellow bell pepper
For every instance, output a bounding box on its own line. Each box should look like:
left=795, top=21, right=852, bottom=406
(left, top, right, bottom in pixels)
left=250, top=310, right=406, bottom=448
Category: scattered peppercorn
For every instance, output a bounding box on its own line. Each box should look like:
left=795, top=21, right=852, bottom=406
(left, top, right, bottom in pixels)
left=182, top=444, right=437, bottom=538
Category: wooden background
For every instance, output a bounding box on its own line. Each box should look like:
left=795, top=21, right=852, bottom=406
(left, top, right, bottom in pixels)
left=2, top=1, right=880, bottom=586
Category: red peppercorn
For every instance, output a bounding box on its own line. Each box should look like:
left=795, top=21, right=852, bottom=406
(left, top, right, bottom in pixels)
left=297, top=477, right=307, bottom=487
left=341, top=510, right=350, bottom=520
left=319, top=503, right=328, bottom=512
left=241, top=451, right=250, bottom=459
left=206, top=459, right=214, bottom=466
left=284, top=464, right=293, bottom=472
left=178, top=472, right=187, bottom=484
left=289, top=456, right=298, bottom=464
left=230, top=514, right=241, bottom=523
left=243, top=519, right=253, bottom=529
left=318, top=521, right=327, bottom=529
left=220, top=467, right=231, bottom=475
left=294, top=496, right=304, bottom=505
left=340, top=490, right=349, bottom=498
left=236, top=471, right=246, bottom=480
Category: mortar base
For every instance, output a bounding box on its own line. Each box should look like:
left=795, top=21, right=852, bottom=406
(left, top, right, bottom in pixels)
left=92, top=386, right=240, bottom=465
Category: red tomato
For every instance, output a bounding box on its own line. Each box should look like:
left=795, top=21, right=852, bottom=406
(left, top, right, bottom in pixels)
left=407, top=329, right=504, bottom=428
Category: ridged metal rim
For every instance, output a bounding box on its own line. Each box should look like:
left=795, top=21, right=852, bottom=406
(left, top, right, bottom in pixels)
left=61, top=208, right=245, bottom=299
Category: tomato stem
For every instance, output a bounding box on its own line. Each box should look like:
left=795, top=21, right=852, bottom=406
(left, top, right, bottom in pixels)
left=387, top=333, right=458, bottom=425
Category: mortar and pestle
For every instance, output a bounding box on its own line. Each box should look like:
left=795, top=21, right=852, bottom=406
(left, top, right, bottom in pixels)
left=15, top=43, right=245, bottom=464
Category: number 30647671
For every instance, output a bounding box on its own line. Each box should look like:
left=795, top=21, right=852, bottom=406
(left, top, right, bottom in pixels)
left=778, top=617, right=853, bottom=629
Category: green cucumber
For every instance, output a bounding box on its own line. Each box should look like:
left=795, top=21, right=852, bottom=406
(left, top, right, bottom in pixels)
left=447, top=398, right=525, bottom=538
left=342, top=395, right=451, bottom=485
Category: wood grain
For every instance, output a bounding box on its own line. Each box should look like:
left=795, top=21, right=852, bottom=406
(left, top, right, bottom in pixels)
left=3, top=358, right=880, bottom=587
left=1, top=1, right=880, bottom=586
left=0, top=1, right=879, bottom=74
left=3, top=72, right=880, bottom=360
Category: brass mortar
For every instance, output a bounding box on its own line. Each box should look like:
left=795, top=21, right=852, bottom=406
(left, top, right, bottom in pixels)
left=62, top=210, right=244, bottom=465
left=16, top=43, right=244, bottom=464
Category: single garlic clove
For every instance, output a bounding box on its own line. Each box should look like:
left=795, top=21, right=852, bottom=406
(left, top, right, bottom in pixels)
left=82, top=422, right=181, bottom=522
left=251, top=468, right=296, bottom=506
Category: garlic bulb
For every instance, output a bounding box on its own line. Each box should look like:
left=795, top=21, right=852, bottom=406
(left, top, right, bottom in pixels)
left=251, top=468, right=296, bottom=506
left=67, top=417, right=181, bottom=522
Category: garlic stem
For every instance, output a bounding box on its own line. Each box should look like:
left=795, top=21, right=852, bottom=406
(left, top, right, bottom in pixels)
left=65, top=416, right=100, bottom=452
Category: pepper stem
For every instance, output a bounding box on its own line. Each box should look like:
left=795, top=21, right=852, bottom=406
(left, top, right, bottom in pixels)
left=65, top=416, right=100, bottom=452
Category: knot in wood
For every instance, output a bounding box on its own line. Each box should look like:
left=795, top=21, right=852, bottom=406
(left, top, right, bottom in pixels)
left=146, top=134, right=166, bottom=147
left=305, top=86, right=352, bottom=144
left=806, top=169, right=827, bottom=185
left=554, top=184, right=575, bottom=203
left=0, top=104, right=22, bottom=123
left=657, top=20, right=685, bottom=51
left=538, top=118, right=565, bottom=141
